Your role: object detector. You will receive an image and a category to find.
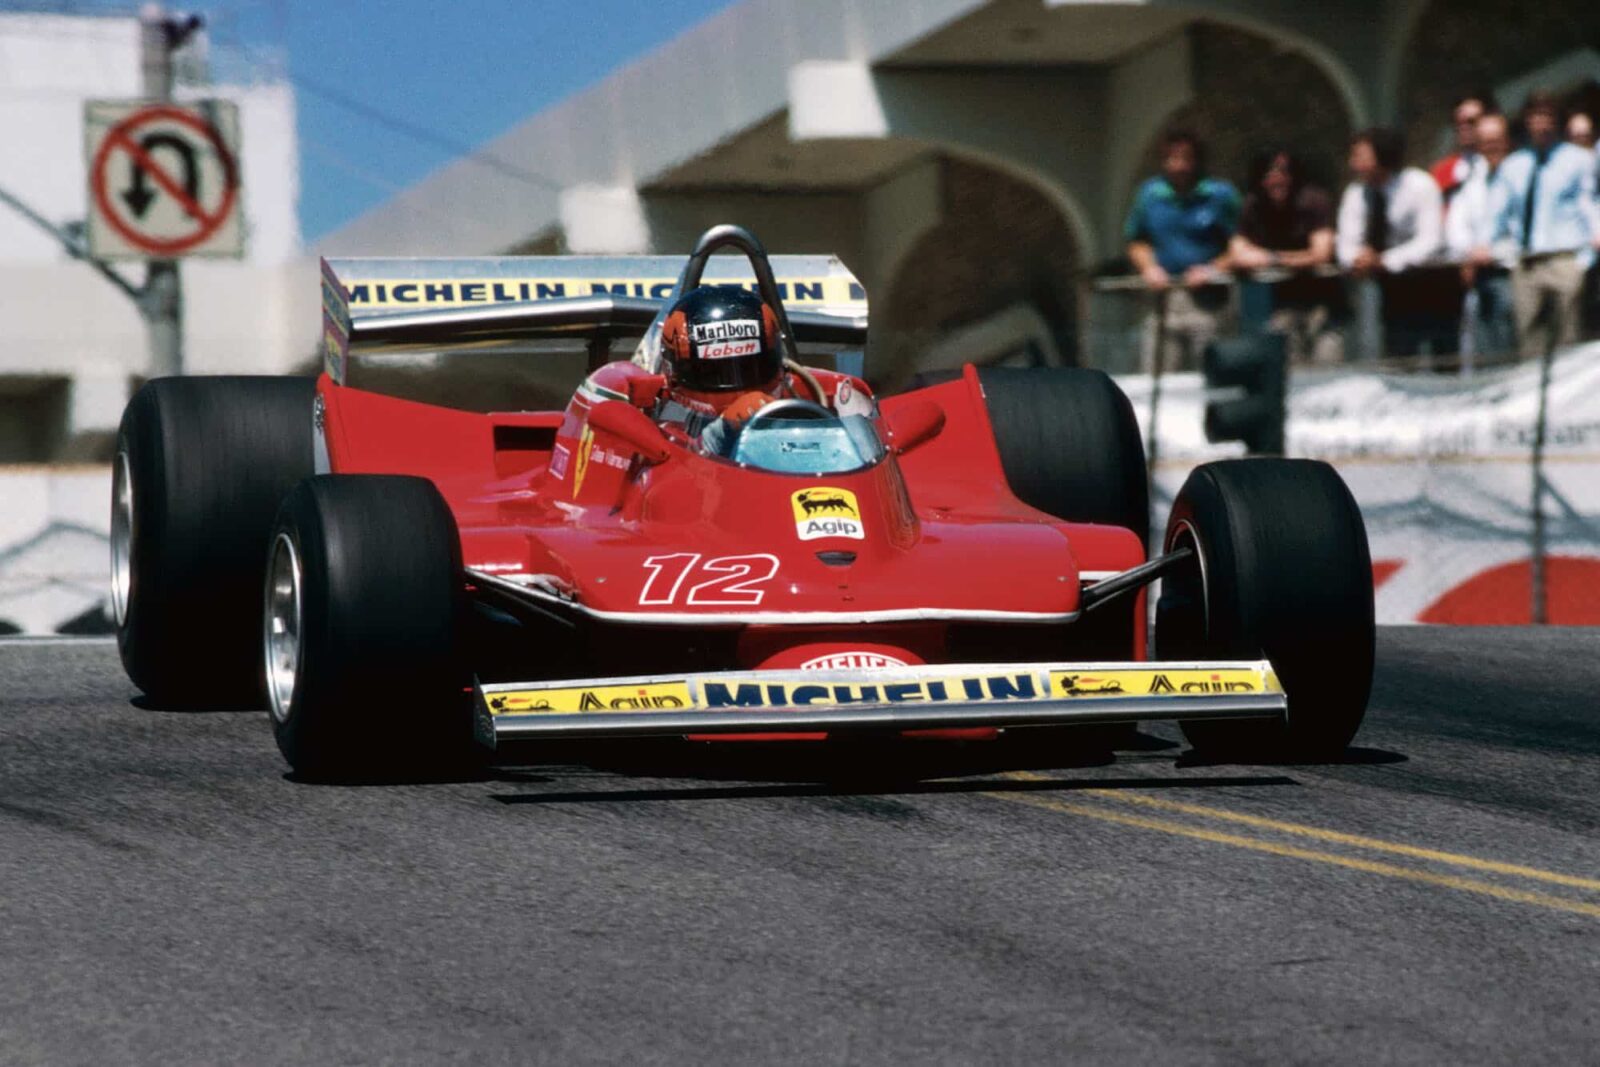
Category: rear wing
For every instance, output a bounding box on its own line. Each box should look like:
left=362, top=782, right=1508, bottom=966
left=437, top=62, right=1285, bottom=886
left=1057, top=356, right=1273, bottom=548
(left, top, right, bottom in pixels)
left=319, top=252, right=868, bottom=385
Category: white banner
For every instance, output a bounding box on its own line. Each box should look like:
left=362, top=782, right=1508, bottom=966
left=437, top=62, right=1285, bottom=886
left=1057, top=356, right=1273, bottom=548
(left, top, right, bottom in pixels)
left=1120, top=341, right=1600, bottom=624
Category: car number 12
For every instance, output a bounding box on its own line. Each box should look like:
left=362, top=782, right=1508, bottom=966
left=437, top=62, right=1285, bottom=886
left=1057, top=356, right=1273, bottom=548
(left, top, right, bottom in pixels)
left=638, top=553, right=780, bottom=605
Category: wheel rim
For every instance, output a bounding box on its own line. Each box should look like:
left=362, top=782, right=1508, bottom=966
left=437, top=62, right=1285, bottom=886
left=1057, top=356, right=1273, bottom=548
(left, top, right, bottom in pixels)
left=1156, top=518, right=1213, bottom=656
left=110, top=450, right=133, bottom=628
left=264, top=532, right=303, bottom=724
left=1166, top=518, right=1211, bottom=625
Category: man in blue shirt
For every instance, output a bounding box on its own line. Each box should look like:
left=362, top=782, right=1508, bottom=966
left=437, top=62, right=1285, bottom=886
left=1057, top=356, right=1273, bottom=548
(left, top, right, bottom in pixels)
left=1490, top=91, right=1600, bottom=357
left=1125, top=129, right=1241, bottom=371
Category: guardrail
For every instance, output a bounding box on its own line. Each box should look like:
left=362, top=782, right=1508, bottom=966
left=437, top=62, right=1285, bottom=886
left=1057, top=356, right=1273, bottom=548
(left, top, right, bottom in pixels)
left=1084, top=262, right=1563, bottom=376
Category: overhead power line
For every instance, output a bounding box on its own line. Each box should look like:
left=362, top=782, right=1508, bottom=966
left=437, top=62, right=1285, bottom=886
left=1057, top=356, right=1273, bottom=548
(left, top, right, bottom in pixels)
left=287, top=69, right=564, bottom=192
left=298, top=135, right=519, bottom=234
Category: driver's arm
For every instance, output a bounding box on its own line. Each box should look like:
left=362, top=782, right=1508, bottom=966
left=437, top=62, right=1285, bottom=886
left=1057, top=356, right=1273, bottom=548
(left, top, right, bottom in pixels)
left=721, top=391, right=773, bottom=425
left=700, top=391, right=772, bottom=457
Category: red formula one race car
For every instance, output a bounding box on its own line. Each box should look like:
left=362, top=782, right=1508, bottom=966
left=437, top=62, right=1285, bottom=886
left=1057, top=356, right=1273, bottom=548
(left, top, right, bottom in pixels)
left=111, top=226, right=1374, bottom=779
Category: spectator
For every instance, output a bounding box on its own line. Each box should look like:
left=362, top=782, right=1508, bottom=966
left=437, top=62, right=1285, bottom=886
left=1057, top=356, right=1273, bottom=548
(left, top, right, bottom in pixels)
left=1568, top=111, right=1596, bottom=153
left=1230, top=148, right=1341, bottom=363
left=1447, top=112, right=1517, bottom=360
left=1489, top=91, right=1600, bottom=358
left=1431, top=92, right=1496, bottom=210
left=1124, top=128, right=1241, bottom=371
left=1573, top=112, right=1600, bottom=337
left=1338, top=128, right=1443, bottom=275
left=1336, top=127, right=1446, bottom=357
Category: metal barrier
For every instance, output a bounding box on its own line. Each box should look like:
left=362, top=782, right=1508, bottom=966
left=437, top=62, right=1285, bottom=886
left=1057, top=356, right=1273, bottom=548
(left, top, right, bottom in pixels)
left=1087, top=261, right=1600, bottom=376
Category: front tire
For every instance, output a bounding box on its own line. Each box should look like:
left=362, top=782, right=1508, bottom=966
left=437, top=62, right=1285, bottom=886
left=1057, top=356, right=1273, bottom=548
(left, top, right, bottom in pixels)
left=1156, top=459, right=1374, bottom=760
left=114, top=376, right=315, bottom=704
left=266, top=475, right=472, bottom=780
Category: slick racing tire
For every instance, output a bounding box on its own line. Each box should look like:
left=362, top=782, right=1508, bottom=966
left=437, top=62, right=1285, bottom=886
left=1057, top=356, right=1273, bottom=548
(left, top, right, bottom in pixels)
left=979, top=366, right=1149, bottom=663
left=265, top=475, right=472, bottom=781
left=977, top=366, right=1148, bottom=540
left=1156, top=459, right=1374, bottom=761
left=113, top=376, right=316, bottom=705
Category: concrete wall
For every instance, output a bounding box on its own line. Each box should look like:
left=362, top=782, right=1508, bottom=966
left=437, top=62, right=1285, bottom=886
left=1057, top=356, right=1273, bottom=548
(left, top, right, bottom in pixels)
left=1398, top=0, right=1600, bottom=164
left=0, top=466, right=110, bottom=635
left=1135, top=22, right=1355, bottom=204
left=879, top=158, right=1081, bottom=387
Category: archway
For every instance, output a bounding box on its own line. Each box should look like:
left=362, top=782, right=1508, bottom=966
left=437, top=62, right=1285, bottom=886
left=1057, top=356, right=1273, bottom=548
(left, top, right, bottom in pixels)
left=1125, top=21, right=1358, bottom=208
left=875, top=155, right=1083, bottom=390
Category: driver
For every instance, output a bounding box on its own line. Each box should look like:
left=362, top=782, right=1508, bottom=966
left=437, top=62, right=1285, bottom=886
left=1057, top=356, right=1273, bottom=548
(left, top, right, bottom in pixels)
left=656, top=284, right=791, bottom=456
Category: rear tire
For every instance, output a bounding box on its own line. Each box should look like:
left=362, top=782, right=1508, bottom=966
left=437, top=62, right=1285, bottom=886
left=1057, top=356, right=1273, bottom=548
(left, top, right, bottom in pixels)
left=1157, top=459, right=1374, bottom=760
left=113, top=376, right=315, bottom=705
left=266, top=475, right=473, bottom=781
left=977, top=366, right=1148, bottom=539
left=979, top=366, right=1149, bottom=663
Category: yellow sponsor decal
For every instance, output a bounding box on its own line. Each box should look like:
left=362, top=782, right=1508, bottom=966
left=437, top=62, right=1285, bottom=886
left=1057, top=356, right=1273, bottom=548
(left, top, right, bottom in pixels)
left=490, top=671, right=1046, bottom=714
left=791, top=487, right=864, bottom=541
left=1049, top=668, right=1273, bottom=698
left=344, top=277, right=857, bottom=309
left=488, top=666, right=1278, bottom=717
left=487, top=682, right=692, bottom=715
left=700, top=672, right=1041, bottom=708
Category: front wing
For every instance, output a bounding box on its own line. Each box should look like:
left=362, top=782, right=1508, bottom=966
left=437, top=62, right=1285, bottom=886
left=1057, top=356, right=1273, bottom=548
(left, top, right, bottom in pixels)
left=476, top=661, right=1284, bottom=745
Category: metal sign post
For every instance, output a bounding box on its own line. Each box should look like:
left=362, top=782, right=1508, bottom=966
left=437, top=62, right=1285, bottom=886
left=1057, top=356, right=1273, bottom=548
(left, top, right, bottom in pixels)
left=78, top=7, right=235, bottom=379
left=1529, top=303, right=1561, bottom=626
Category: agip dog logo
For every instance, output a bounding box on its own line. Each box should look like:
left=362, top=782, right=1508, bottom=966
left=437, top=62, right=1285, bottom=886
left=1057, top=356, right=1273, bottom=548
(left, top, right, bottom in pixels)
left=792, top=487, right=864, bottom=541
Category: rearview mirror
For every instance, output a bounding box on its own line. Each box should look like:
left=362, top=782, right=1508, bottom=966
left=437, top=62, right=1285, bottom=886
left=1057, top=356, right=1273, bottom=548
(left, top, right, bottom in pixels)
left=587, top=401, right=672, bottom=465
left=885, top=399, right=946, bottom=455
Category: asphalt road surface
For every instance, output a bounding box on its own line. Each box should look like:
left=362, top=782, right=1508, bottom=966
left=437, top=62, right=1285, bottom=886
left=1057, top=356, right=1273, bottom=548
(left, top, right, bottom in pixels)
left=3, top=627, right=1598, bottom=1064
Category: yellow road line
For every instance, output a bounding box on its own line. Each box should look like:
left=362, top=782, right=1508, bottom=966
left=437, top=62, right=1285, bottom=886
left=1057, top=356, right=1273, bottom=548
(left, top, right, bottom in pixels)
left=1013, top=773, right=1600, bottom=894
left=989, top=789, right=1600, bottom=920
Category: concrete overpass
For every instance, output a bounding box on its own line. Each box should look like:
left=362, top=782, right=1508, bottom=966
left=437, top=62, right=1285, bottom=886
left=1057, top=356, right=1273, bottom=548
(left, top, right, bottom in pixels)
left=319, top=0, right=1600, bottom=385
left=321, top=0, right=1473, bottom=381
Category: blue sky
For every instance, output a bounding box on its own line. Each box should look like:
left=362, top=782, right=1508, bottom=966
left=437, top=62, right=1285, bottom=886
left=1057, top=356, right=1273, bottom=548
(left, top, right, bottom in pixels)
left=219, top=0, right=736, bottom=242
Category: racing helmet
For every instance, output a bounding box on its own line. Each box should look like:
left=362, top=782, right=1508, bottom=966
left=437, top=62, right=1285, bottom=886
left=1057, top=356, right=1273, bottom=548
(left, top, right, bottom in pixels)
left=659, top=285, right=783, bottom=392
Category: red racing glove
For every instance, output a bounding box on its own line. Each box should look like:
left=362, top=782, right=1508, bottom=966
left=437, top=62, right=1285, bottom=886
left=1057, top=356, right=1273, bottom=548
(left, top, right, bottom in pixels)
left=720, top=391, right=773, bottom=427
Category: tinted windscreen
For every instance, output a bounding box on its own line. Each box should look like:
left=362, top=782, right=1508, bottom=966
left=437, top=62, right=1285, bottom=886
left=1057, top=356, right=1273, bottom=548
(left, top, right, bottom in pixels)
left=729, top=413, right=884, bottom=474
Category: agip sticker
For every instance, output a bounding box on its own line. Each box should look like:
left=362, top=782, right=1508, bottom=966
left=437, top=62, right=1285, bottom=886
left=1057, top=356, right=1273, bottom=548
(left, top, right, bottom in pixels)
left=487, top=682, right=692, bottom=714
left=791, top=487, right=864, bottom=541
left=1049, top=668, right=1272, bottom=698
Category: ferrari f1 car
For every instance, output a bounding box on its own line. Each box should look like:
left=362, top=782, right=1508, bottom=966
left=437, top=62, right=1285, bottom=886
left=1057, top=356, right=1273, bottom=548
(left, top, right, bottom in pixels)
left=111, top=225, right=1374, bottom=778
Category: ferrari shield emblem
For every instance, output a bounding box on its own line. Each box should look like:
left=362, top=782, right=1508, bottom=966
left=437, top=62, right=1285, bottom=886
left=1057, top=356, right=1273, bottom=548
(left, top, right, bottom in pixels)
left=573, top=425, right=594, bottom=497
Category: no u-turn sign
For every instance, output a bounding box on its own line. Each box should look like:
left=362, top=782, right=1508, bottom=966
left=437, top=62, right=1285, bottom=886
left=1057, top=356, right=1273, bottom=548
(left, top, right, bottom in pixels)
left=84, top=100, right=244, bottom=260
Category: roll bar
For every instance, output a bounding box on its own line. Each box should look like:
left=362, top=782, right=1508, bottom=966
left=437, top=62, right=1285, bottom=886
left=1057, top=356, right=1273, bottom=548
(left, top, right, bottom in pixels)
left=671, top=224, right=804, bottom=365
